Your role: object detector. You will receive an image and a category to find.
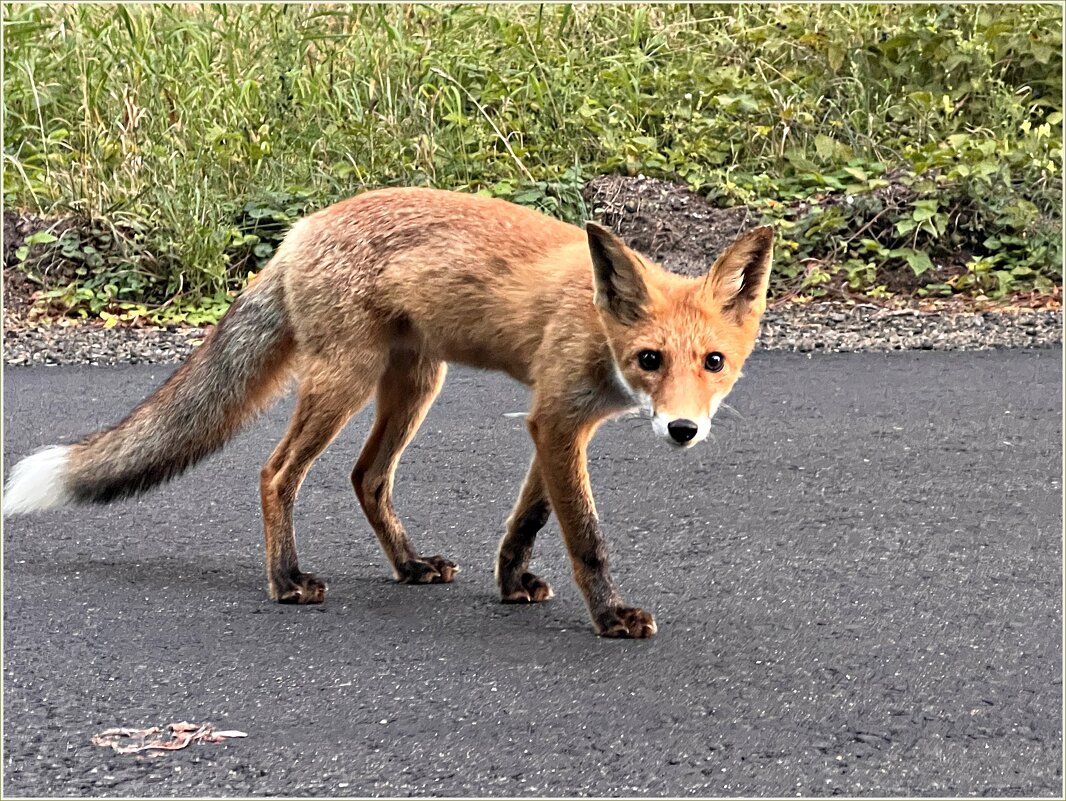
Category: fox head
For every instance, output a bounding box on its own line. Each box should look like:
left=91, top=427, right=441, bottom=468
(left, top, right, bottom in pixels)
left=587, top=222, right=774, bottom=448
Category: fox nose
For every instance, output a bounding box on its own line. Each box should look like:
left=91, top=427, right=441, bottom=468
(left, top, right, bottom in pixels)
left=667, top=419, right=699, bottom=444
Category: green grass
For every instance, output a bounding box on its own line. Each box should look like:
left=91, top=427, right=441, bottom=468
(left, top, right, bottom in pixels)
left=3, top=3, right=1062, bottom=322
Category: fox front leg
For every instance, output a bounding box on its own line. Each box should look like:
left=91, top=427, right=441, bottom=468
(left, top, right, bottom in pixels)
left=526, top=412, right=657, bottom=638
left=496, top=457, right=555, bottom=603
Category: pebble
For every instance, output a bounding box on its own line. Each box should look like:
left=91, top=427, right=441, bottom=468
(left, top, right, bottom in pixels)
left=2, top=304, right=1060, bottom=367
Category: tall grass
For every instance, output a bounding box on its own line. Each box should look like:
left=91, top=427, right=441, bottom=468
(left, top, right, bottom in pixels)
left=3, top=3, right=1061, bottom=307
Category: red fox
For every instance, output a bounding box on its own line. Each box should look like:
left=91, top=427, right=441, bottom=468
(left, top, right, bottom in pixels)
left=3, top=188, right=773, bottom=638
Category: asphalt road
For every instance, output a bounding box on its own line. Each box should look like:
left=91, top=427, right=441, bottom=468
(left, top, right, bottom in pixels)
left=2, top=349, right=1062, bottom=798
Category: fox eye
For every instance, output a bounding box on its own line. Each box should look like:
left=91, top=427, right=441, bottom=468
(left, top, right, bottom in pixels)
left=637, top=350, right=662, bottom=371
left=704, top=352, right=725, bottom=372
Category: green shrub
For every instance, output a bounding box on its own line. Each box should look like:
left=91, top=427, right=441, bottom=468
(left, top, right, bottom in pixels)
left=3, top=3, right=1060, bottom=320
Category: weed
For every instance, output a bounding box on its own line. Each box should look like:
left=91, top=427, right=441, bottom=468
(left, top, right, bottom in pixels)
left=3, top=3, right=1061, bottom=320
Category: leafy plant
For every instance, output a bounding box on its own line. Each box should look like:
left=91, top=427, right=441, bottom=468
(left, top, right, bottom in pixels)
left=3, top=2, right=1060, bottom=320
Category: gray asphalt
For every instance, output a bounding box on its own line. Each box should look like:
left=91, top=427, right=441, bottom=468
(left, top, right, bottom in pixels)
left=2, top=349, right=1062, bottom=798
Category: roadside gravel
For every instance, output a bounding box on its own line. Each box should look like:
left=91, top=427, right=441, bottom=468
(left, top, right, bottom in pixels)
left=2, top=303, right=1060, bottom=366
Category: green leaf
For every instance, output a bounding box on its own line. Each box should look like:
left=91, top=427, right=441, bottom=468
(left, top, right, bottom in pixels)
left=895, top=218, right=917, bottom=236
left=24, top=231, right=58, bottom=246
left=911, top=200, right=939, bottom=223
left=904, top=250, right=933, bottom=276
left=814, top=134, right=837, bottom=161
left=827, top=44, right=845, bottom=72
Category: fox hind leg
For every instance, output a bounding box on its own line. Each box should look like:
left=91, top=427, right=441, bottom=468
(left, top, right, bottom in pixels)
left=352, top=353, right=456, bottom=584
left=261, top=359, right=383, bottom=604
left=496, top=458, right=555, bottom=603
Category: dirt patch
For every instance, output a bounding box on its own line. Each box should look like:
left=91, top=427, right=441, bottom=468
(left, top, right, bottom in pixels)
left=3, top=211, right=67, bottom=330
left=3, top=211, right=77, bottom=272
left=583, top=176, right=757, bottom=277
left=783, top=172, right=976, bottom=295
left=582, top=173, right=975, bottom=296
left=2, top=268, right=40, bottom=331
left=3, top=210, right=143, bottom=331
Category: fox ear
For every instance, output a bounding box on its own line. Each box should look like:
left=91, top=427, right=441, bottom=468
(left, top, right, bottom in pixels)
left=587, top=222, right=648, bottom=325
left=704, top=226, right=775, bottom=320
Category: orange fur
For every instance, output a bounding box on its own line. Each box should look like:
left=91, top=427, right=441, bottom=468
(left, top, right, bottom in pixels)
left=268, top=188, right=773, bottom=636
left=5, top=187, right=774, bottom=638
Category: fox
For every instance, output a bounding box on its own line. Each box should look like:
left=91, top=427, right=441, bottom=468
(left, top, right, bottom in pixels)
left=2, top=187, right=774, bottom=638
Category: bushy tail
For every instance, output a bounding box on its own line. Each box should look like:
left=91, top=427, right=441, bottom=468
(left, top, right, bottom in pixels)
left=3, top=272, right=295, bottom=514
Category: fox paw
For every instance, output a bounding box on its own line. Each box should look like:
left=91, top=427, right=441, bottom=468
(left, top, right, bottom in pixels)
left=500, top=571, right=554, bottom=603
left=595, top=606, right=657, bottom=639
left=396, top=555, right=459, bottom=584
left=271, top=571, right=327, bottom=604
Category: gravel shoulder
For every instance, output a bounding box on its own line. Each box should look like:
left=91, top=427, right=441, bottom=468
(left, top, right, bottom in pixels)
left=2, top=303, right=1061, bottom=366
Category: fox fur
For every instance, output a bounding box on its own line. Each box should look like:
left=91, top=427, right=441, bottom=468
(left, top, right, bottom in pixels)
left=3, top=187, right=774, bottom=638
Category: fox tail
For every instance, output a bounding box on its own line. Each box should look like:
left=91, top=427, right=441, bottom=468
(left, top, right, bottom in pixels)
left=3, top=271, right=295, bottom=515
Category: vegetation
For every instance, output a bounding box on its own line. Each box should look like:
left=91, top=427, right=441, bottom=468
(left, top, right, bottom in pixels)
left=3, top=3, right=1061, bottom=324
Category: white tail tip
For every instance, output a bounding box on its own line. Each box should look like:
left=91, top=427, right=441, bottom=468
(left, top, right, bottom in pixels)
left=3, top=445, right=73, bottom=515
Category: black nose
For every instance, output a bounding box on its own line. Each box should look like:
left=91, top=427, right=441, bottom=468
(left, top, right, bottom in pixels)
left=667, top=419, right=699, bottom=444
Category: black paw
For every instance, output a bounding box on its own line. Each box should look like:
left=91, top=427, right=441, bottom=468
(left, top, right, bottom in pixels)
left=271, top=570, right=327, bottom=604
left=396, top=555, right=459, bottom=584
left=500, top=571, right=554, bottom=603
left=595, top=606, right=657, bottom=638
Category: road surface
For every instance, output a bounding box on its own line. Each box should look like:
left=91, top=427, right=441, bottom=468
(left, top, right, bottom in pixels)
left=2, top=349, right=1062, bottom=797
